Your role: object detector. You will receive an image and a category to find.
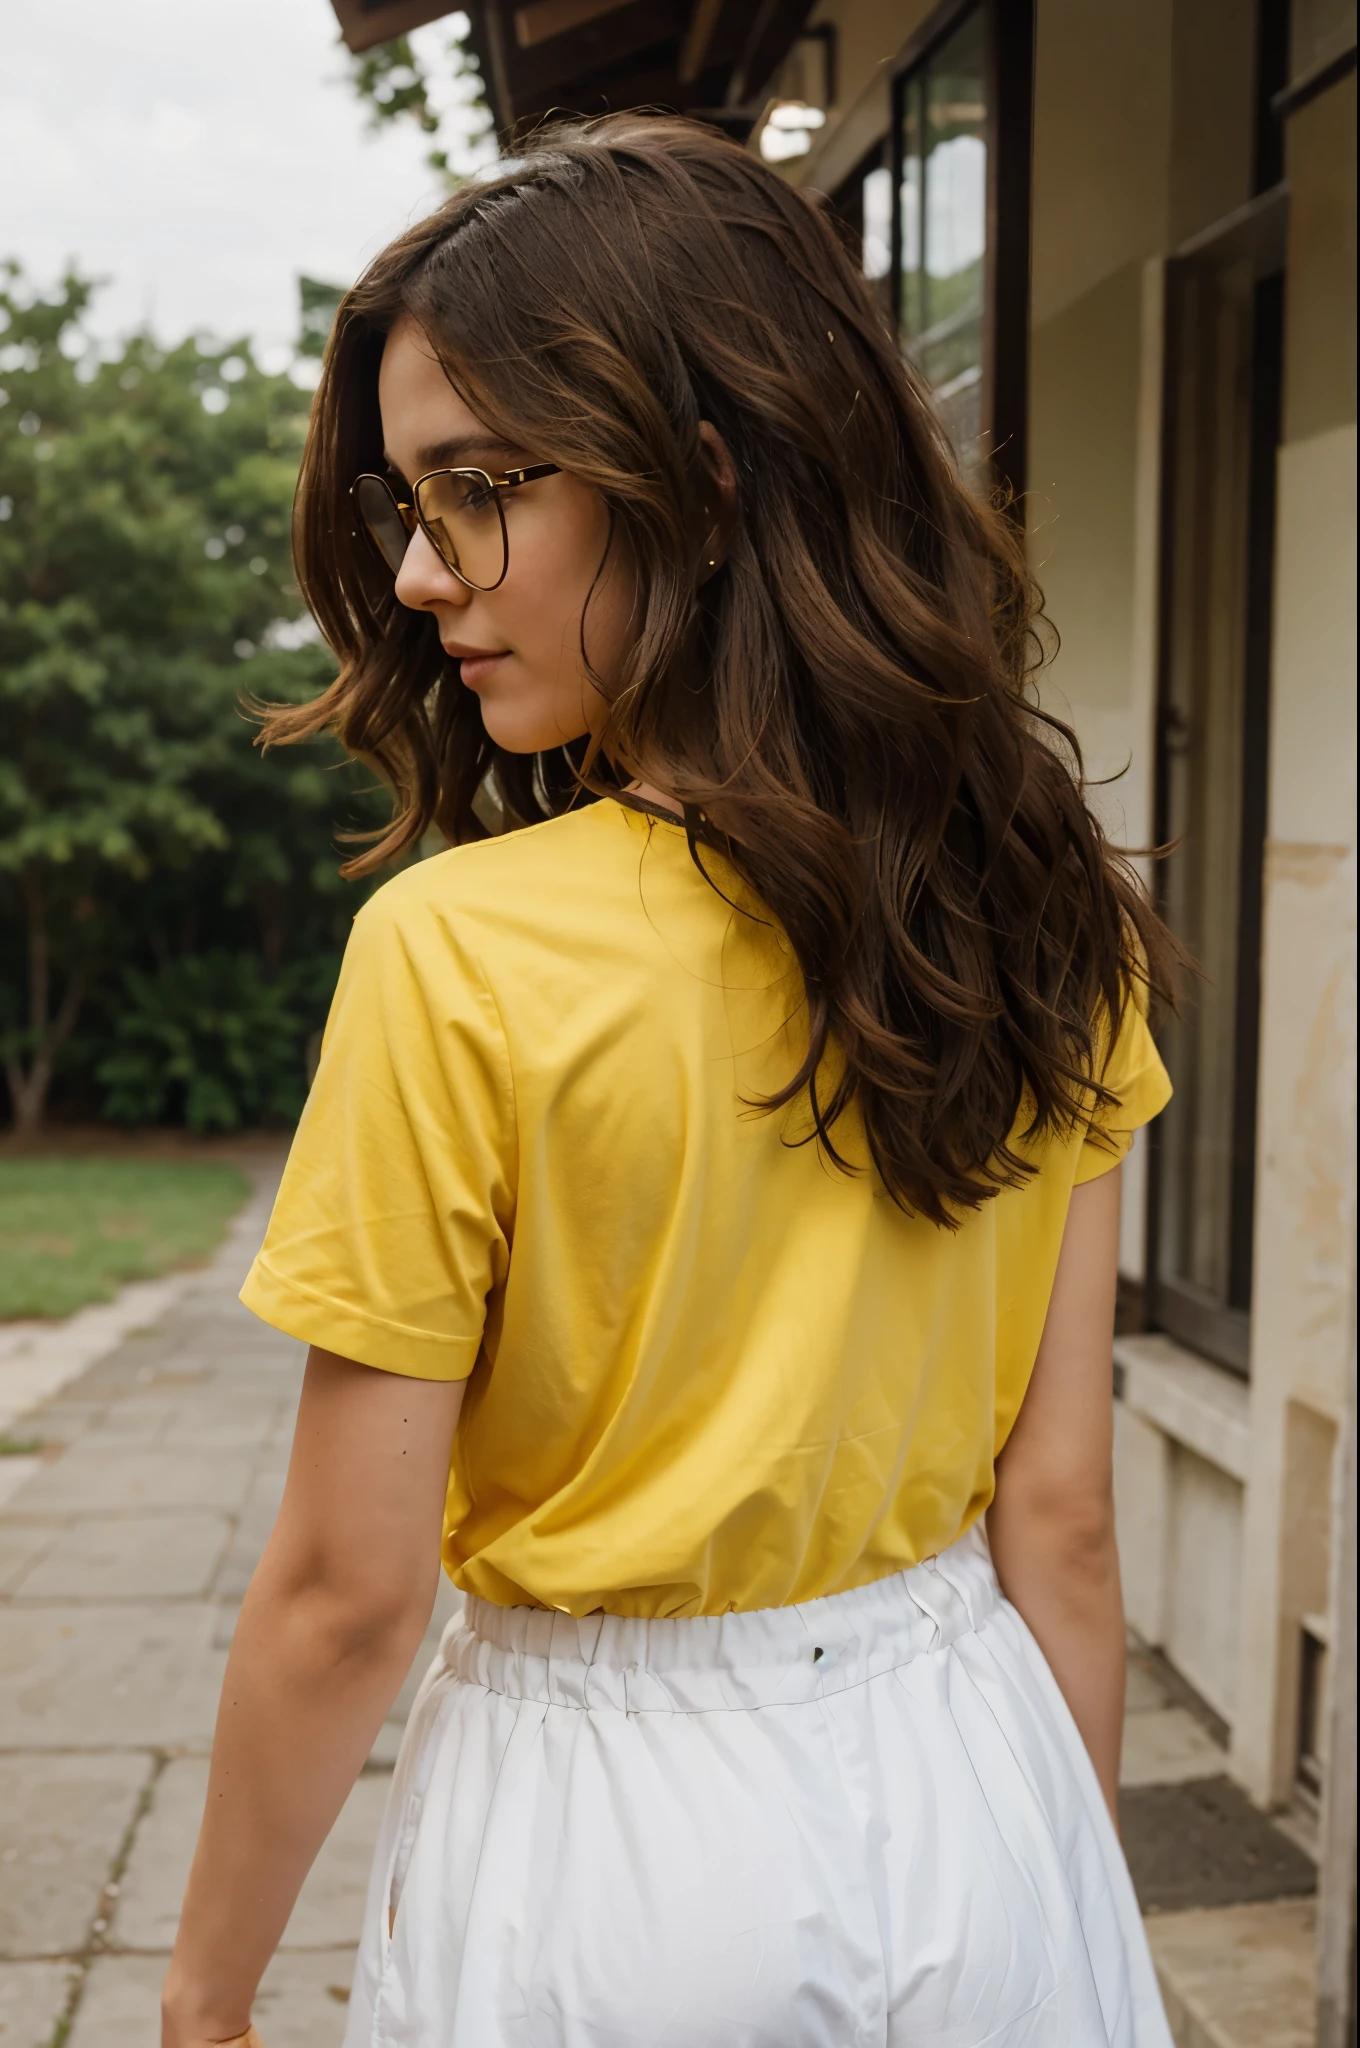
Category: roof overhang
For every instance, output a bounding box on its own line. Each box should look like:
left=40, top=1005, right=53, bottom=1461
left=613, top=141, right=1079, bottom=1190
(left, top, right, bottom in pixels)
left=329, top=0, right=820, bottom=141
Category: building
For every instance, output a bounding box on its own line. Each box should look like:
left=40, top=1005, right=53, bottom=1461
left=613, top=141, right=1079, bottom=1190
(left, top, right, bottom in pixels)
left=336, top=1, right=1357, bottom=2032
left=330, top=0, right=821, bottom=133
left=760, top=4, right=1355, bottom=2029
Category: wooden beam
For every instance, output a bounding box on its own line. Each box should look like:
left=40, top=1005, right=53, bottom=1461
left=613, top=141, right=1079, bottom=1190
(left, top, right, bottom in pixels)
left=514, top=0, right=632, bottom=48
left=732, top=0, right=818, bottom=105
left=678, top=0, right=724, bottom=84
left=510, top=53, right=686, bottom=122
left=506, top=0, right=687, bottom=107
left=329, top=0, right=462, bottom=56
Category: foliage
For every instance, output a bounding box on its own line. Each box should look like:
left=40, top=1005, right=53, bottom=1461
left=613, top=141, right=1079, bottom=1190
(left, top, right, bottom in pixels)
left=348, top=15, right=497, bottom=183
left=298, top=277, right=347, bottom=360
left=0, top=262, right=390, bottom=1133
left=0, top=1156, right=250, bottom=1318
left=95, top=951, right=331, bottom=1133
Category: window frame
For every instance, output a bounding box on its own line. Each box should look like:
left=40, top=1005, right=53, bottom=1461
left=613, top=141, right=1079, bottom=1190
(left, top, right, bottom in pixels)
left=888, top=0, right=1034, bottom=504
left=829, top=137, right=893, bottom=323
left=1145, top=186, right=1288, bottom=1380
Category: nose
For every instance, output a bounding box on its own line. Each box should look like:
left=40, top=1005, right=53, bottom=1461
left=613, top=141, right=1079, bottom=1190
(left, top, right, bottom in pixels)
left=393, top=524, right=472, bottom=612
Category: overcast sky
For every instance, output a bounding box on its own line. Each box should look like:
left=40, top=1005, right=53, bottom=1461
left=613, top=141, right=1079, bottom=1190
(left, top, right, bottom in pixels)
left=1, top=0, right=477, bottom=368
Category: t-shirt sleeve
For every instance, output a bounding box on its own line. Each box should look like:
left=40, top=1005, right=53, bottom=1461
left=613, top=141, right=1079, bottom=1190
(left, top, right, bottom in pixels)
left=239, top=876, right=516, bottom=1380
left=1074, top=985, right=1173, bottom=1185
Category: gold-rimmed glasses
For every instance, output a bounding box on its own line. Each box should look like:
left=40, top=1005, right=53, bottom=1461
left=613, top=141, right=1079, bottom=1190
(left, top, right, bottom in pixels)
left=351, top=462, right=561, bottom=591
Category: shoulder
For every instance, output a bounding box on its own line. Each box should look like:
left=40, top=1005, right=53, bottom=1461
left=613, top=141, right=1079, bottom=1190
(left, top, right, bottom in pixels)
left=355, top=801, right=635, bottom=944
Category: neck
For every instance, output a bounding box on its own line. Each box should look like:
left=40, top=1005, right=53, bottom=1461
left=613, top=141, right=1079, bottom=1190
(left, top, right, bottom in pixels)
left=624, top=778, right=684, bottom=821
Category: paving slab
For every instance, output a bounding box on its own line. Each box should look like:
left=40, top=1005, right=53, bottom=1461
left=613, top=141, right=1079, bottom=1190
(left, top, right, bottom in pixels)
left=69, top=1949, right=355, bottom=2048
left=1148, top=1898, right=1318, bottom=2048
left=69, top=1397, right=183, bottom=1446
left=114, top=1757, right=390, bottom=1953
left=1120, top=1703, right=1229, bottom=1788
left=11, top=1444, right=256, bottom=1519
left=107, top=1755, right=208, bottom=1951
left=213, top=1467, right=289, bottom=1599
left=0, top=1602, right=227, bottom=1750
left=0, top=1751, right=152, bottom=1957
left=0, top=1960, right=78, bottom=2048
left=14, top=1512, right=233, bottom=1602
left=0, top=1464, right=43, bottom=1517
left=1125, top=1654, right=1172, bottom=1714
left=0, top=1276, right=196, bottom=1435
left=0, top=1523, right=53, bottom=1597
left=160, top=1386, right=290, bottom=1436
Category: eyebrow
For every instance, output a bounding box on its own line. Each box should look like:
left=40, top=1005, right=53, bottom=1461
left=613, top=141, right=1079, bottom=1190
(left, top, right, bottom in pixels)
left=384, top=434, right=524, bottom=479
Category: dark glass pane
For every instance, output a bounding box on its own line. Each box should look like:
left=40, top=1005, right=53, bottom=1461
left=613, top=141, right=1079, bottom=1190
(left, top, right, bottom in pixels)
left=899, top=75, right=925, bottom=342
left=899, top=8, right=987, bottom=473
left=862, top=162, right=893, bottom=288
left=831, top=142, right=892, bottom=325
left=1152, top=248, right=1282, bottom=1375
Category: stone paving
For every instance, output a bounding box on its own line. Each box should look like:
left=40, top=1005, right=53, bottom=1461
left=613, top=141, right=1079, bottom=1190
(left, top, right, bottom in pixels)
left=0, top=1162, right=457, bottom=2046
left=0, top=1162, right=1320, bottom=2048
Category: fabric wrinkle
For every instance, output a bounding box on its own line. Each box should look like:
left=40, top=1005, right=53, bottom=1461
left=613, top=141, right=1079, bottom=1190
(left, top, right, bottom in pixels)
left=241, top=800, right=1172, bottom=1620
left=348, top=1530, right=1172, bottom=2048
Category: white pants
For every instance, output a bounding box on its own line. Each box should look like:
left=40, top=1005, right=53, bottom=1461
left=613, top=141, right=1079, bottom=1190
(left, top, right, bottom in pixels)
left=345, top=1529, right=1172, bottom=2046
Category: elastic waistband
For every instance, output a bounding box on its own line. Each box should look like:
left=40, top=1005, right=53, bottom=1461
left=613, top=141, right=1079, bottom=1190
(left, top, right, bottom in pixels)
left=439, top=1525, right=998, bottom=1712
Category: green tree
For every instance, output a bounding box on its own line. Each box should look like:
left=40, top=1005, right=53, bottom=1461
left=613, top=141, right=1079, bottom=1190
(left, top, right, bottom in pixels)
left=0, top=264, right=382, bottom=1134
left=348, top=15, right=496, bottom=183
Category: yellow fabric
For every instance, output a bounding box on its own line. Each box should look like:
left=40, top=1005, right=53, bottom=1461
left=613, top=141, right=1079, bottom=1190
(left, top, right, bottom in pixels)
left=242, top=800, right=1170, bottom=1618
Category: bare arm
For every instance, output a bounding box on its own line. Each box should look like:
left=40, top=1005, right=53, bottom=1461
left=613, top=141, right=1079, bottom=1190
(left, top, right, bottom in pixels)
left=987, top=1167, right=1126, bottom=1820
left=161, top=1348, right=464, bottom=2048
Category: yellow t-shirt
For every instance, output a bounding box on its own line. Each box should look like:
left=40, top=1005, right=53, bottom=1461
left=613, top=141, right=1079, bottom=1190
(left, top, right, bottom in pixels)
left=242, top=798, right=1170, bottom=1617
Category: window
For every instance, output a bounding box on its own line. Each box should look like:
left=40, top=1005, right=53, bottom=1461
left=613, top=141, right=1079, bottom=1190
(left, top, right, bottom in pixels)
left=889, top=0, right=1033, bottom=498
left=830, top=141, right=892, bottom=323
left=1149, top=195, right=1286, bottom=1377
left=897, top=9, right=988, bottom=469
left=1146, top=2, right=1292, bottom=1379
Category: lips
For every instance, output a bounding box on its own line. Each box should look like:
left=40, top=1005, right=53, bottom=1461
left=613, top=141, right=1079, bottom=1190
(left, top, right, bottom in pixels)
left=446, top=646, right=509, bottom=688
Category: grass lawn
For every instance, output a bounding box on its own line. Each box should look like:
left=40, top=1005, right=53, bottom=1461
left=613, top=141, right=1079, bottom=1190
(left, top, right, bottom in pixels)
left=0, top=1158, right=252, bottom=1320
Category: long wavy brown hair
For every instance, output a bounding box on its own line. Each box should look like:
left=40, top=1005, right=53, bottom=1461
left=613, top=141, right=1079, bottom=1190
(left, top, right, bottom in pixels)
left=268, top=112, right=1175, bottom=1225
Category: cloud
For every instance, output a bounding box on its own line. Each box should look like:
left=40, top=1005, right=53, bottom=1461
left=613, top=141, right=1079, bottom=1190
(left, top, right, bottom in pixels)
left=2, top=0, right=450, bottom=352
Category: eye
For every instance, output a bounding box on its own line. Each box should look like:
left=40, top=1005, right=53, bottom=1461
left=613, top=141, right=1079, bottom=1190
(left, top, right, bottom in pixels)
left=455, top=476, right=498, bottom=516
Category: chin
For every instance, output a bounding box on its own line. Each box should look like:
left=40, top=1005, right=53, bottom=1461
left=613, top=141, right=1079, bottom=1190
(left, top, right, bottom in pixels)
left=476, top=694, right=593, bottom=756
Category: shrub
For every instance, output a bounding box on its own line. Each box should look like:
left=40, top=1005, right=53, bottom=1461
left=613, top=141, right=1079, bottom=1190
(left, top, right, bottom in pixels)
left=96, top=951, right=337, bottom=1132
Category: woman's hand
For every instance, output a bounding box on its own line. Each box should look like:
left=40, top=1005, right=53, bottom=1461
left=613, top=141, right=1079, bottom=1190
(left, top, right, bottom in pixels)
left=160, top=1977, right=259, bottom=2047
left=161, top=2018, right=262, bottom=2048
left=162, top=1349, right=464, bottom=2034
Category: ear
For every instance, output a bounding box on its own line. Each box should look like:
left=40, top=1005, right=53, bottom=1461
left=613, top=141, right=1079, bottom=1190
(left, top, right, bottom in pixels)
left=696, top=420, right=738, bottom=583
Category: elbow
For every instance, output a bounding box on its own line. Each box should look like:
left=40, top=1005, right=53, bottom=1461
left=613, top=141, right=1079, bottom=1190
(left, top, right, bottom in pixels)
left=990, top=1475, right=1120, bottom=1600
left=261, top=1543, right=438, bottom=1672
left=1047, top=1499, right=1119, bottom=1592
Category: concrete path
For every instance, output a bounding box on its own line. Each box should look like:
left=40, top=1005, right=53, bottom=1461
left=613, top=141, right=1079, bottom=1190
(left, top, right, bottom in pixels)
left=1123, top=1653, right=1319, bottom=2047
left=0, top=1164, right=455, bottom=2048
left=0, top=1165, right=1318, bottom=2047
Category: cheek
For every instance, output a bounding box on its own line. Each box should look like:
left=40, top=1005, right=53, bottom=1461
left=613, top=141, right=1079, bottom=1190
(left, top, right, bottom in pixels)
left=515, top=509, right=635, bottom=683
left=579, top=535, right=639, bottom=682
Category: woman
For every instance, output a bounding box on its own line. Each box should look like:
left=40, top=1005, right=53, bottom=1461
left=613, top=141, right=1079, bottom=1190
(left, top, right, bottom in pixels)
left=164, top=116, right=1177, bottom=2047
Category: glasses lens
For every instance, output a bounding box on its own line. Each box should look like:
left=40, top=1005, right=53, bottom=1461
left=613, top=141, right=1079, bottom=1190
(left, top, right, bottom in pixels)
left=354, top=476, right=411, bottom=575
left=416, top=470, right=507, bottom=590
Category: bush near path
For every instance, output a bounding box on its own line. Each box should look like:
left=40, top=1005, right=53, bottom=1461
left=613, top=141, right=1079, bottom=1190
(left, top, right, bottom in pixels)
left=0, top=263, right=391, bottom=1134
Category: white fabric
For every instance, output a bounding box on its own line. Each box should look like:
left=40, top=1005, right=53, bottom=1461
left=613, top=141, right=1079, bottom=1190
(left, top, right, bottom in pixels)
left=345, top=1528, right=1173, bottom=2047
